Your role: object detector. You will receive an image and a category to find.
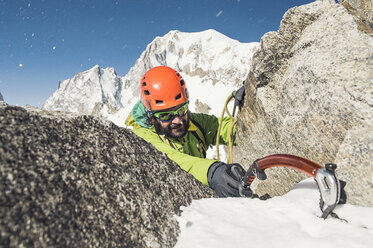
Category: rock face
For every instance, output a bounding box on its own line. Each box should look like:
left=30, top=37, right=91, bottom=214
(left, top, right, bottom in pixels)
left=0, top=92, right=3, bottom=101
left=0, top=105, right=214, bottom=247
left=234, top=0, right=373, bottom=206
left=339, top=0, right=373, bottom=24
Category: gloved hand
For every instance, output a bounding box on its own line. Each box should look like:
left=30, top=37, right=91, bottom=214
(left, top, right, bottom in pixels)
left=207, top=162, right=245, bottom=197
left=234, top=85, right=245, bottom=108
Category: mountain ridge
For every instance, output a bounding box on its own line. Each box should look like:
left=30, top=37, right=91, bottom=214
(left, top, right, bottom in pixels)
left=43, top=29, right=259, bottom=127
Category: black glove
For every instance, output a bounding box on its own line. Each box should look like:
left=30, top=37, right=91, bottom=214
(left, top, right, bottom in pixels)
left=207, top=162, right=245, bottom=197
left=234, top=85, right=245, bottom=108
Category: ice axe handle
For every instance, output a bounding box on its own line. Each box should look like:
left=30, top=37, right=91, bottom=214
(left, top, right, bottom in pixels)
left=241, top=160, right=268, bottom=188
left=239, top=160, right=267, bottom=197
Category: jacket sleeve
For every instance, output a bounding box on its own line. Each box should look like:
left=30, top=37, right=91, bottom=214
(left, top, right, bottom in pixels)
left=191, top=113, right=236, bottom=147
left=133, top=126, right=216, bottom=186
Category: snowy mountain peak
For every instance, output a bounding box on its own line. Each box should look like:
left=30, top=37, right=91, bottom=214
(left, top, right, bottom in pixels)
left=140, top=29, right=256, bottom=76
left=43, top=65, right=123, bottom=116
left=0, top=92, right=3, bottom=102
left=77, top=65, right=118, bottom=84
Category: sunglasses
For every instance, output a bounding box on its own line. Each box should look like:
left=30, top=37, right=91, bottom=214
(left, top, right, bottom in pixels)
left=153, top=102, right=189, bottom=122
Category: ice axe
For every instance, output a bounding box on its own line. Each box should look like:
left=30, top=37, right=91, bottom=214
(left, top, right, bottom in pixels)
left=239, top=154, right=346, bottom=219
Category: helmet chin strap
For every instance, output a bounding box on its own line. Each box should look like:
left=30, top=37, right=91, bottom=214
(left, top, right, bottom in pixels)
left=145, top=100, right=153, bottom=118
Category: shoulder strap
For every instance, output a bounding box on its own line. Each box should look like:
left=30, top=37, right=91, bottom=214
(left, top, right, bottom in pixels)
left=190, top=118, right=208, bottom=158
left=157, top=134, right=179, bottom=150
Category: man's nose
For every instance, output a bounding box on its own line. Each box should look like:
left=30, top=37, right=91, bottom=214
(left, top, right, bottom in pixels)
left=171, top=115, right=182, bottom=124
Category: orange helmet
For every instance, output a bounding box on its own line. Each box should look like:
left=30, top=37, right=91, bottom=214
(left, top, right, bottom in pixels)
left=140, top=66, right=189, bottom=111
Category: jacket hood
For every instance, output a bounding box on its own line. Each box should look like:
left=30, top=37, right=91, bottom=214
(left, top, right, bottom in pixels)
left=129, top=100, right=151, bottom=128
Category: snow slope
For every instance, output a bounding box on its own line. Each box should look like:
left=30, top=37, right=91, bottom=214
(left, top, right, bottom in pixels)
left=175, top=179, right=373, bottom=248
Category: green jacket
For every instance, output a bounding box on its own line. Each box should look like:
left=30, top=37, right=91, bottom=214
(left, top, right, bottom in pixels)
left=125, top=100, right=236, bottom=186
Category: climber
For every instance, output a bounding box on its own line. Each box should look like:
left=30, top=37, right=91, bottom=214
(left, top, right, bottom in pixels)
left=125, top=66, right=246, bottom=197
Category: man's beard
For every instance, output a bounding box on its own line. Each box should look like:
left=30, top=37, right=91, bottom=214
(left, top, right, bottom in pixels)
left=153, top=112, right=190, bottom=139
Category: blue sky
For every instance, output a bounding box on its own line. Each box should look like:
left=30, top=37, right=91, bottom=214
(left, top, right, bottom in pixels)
left=0, top=0, right=314, bottom=107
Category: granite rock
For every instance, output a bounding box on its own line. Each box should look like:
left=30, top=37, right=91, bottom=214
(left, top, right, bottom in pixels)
left=234, top=0, right=373, bottom=206
left=339, top=0, right=373, bottom=25
left=0, top=105, right=214, bottom=247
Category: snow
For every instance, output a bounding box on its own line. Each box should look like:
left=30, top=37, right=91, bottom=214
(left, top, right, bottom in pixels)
left=175, top=178, right=373, bottom=248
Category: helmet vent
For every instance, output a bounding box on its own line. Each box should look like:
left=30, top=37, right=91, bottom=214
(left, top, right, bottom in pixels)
left=156, top=100, right=164, bottom=105
left=142, top=82, right=146, bottom=87
left=144, top=90, right=150, bottom=95
left=175, top=93, right=181, bottom=100
left=180, top=79, right=185, bottom=86
left=176, top=72, right=180, bottom=77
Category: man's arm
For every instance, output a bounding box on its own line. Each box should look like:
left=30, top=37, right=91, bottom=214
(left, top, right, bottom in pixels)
left=133, top=126, right=216, bottom=186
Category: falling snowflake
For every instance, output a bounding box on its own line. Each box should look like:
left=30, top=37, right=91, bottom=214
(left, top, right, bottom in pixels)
left=19, top=64, right=23, bottom=67
left=52, top=46, right=56, bottom=50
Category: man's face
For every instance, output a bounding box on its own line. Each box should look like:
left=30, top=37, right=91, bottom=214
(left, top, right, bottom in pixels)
left=152, top=106, right=190, bottom=139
